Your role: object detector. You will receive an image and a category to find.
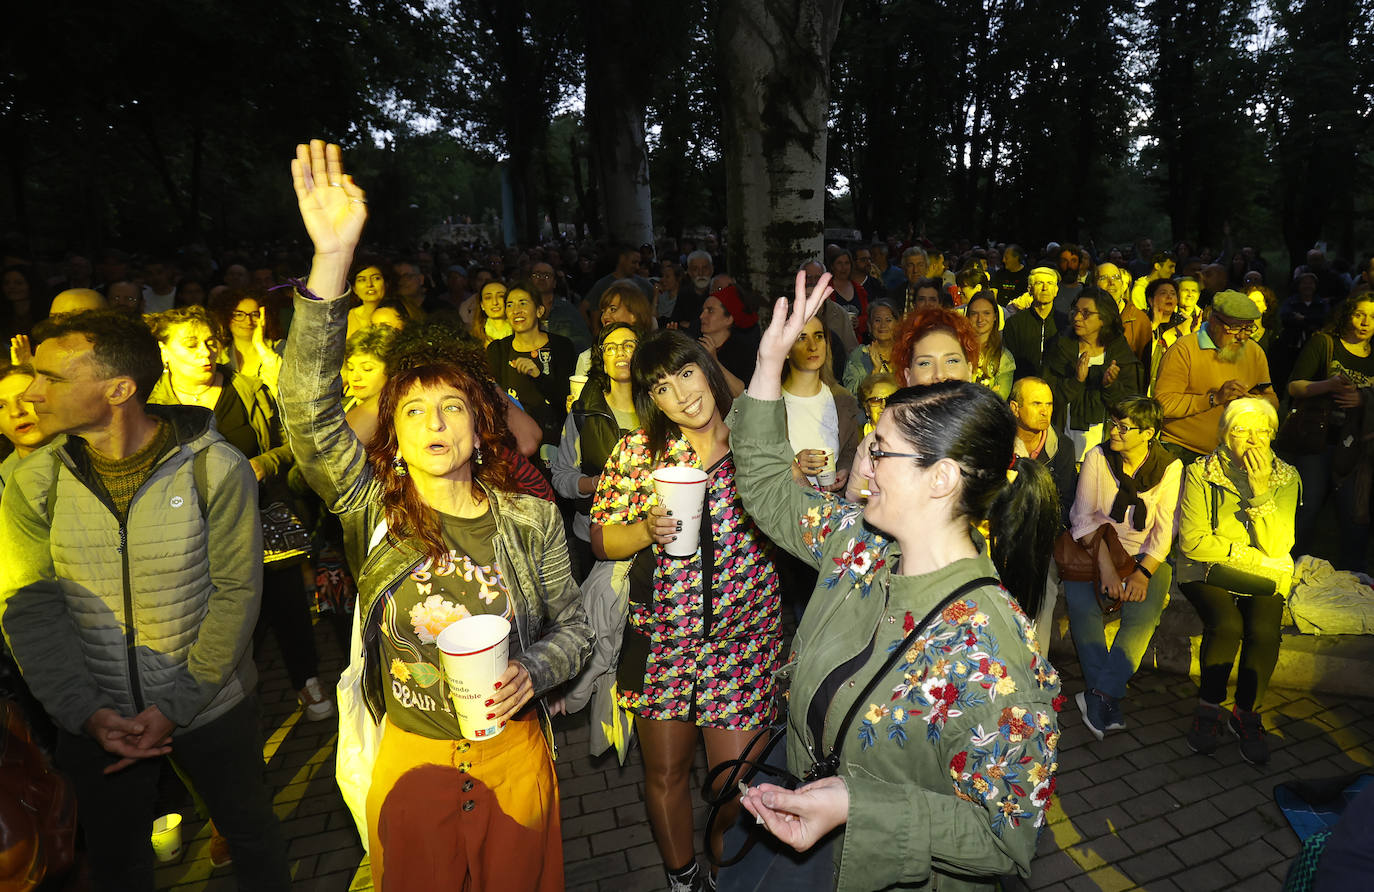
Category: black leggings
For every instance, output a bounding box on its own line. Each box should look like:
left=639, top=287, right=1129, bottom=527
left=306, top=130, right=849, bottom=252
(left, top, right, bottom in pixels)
left=254, top=562, right=319, bottom=690
left=1181, top=581, right=1283, bottom=711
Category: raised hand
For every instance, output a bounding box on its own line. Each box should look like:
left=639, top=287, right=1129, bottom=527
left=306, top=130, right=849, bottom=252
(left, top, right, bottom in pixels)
left=291, top=140, right=367, bottom=259
left=746, top=271, right=833, bottom=401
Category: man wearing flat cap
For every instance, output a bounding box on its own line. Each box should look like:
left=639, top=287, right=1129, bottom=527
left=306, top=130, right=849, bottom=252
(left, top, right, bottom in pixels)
left=1153, top=290, right=1279, bottom=463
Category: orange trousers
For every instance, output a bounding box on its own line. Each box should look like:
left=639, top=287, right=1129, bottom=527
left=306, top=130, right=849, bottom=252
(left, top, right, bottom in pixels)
left=366, top=714, right=563, bottom=891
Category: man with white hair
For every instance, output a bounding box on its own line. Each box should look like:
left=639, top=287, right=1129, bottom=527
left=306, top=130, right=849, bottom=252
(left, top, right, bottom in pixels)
left=670, top=249, right=715, bottom=328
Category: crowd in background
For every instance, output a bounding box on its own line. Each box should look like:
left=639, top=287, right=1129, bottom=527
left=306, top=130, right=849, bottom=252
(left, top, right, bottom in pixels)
left=2, top=199, right=1373, bottom=892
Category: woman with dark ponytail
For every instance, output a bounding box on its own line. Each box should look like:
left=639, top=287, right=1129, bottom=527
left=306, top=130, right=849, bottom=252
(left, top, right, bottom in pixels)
left=727, top=272, right=1063, bottom=892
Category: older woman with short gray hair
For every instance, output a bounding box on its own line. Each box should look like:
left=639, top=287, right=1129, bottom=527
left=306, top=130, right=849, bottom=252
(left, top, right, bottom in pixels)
left=1176, top=397, right=1299, bottom=766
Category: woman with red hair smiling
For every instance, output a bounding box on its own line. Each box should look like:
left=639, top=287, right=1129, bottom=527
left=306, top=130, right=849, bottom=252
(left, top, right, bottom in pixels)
left=846, top=307, right=979, bottom=499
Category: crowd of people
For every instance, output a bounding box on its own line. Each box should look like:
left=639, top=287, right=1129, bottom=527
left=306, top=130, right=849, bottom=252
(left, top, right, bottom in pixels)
left=1, top=140, right=1372, bottom=892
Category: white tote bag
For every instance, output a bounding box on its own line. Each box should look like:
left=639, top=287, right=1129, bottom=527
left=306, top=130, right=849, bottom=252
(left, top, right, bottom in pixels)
left=336, top=601, right=384, bottom=853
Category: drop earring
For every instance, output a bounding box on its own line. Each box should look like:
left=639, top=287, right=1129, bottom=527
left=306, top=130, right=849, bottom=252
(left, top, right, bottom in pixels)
left=473, top=445, right=484, bottom=466
left=391, top=456, right=408, bottom=478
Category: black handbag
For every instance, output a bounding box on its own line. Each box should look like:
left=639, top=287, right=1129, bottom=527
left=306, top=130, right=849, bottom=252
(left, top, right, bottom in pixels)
left=1198, top=483, right=1284, bottom=597
left=261, top=497, right=311, bottom=565
left=702, top=575, right=1000, bottom=868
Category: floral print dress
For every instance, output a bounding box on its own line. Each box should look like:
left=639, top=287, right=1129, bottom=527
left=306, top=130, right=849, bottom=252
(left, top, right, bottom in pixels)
left=591, top=429, right=782, bottom=729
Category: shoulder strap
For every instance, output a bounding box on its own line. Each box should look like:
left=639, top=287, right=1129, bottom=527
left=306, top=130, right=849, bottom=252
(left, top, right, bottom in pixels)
left=814, top=575, right=1000, bottom=779
left=193, top=448, right=210, bottom=520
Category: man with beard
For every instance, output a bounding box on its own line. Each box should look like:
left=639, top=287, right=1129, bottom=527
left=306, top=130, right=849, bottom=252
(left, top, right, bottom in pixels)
left=1055, top=243, right=1087, bottom=314
left=1154, top=290, right=1278, bottom=464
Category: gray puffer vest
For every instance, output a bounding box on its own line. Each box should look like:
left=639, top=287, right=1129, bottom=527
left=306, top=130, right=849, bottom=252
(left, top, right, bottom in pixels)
left=1, top=405, right=263, bottom=735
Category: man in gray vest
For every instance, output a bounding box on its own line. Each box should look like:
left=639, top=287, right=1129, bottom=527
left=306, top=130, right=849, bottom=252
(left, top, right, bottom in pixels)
left=0, top=310, right=289, bottom=892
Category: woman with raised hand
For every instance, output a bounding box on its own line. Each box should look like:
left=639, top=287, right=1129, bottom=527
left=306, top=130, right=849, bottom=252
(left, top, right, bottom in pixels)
left=278, top=141, right=591, bottom=891
left=730, top=271, right=1063, bottom=892
left=590, top=329, right=782, bottom=892
left=210, top=289, right=284, bottom=395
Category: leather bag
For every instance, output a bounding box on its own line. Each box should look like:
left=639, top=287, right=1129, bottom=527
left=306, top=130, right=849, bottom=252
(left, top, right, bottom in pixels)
left=1053, top=524, right=1137, bottom=614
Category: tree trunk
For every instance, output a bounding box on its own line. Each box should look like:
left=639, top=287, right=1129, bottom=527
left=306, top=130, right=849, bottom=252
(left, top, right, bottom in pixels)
left=717, top=0, right=845, bottom=302
left=583, top=0, right=654, bottom=246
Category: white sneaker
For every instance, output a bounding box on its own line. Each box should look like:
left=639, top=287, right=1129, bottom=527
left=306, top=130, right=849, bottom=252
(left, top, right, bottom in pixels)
left=298, top=677, right=336, bottom=721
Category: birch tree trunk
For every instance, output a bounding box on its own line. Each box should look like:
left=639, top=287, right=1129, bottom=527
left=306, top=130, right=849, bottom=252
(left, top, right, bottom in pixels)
left=584, top=0, right=654, bottom=246
left=718, top=0, right=844, bottom=301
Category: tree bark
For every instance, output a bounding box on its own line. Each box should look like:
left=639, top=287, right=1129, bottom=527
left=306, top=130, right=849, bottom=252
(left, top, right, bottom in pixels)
left=583, top=0, right=654, bottom=246
left=718, top=0, right=845, bottom=303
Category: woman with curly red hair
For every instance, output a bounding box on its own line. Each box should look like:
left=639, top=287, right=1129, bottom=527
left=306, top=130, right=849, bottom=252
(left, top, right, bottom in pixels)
left=847, top=308, right=979, bottom=499
left=277, top=141, right=591, bottom=891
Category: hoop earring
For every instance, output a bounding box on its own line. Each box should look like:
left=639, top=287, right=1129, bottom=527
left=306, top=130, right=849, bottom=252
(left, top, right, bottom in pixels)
left=391, top=456, right=408, bottom=478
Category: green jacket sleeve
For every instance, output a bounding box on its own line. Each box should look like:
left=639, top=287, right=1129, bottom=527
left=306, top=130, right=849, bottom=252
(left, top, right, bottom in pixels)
left=1177, top=462, right=1232, bottom=562
left=160, top=443, right=264, bottom=726
left=728, top=393, right=860, bottom=570
left=0, top=465, right=114, bottom=735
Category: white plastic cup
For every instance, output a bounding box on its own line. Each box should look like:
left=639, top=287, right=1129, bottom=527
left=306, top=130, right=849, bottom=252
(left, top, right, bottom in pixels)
left=569, top=375, right=588, bottom=401
left=653, top=466, right=710, bottom=558
left=150, top=813, right=183, bottom=863
left=437, top=614, right=512, bottom=741
left=815, top=449, right=836, bottom=487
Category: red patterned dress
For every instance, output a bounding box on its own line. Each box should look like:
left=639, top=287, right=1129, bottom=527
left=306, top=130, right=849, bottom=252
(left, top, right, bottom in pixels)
left=591, top=429, right=782, bottom=729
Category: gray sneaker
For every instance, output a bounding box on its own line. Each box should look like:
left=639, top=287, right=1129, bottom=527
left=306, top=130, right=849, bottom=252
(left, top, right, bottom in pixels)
left=1229, top=708, right=1270, bottom=765
left=1186, top=705, right=1225, bottom=755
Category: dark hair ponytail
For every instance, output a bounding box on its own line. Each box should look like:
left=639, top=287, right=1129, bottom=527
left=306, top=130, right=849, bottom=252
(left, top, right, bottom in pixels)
left=987, top=455, right=1060, bottom=617
left=886, top=380, right=1060, bottom=617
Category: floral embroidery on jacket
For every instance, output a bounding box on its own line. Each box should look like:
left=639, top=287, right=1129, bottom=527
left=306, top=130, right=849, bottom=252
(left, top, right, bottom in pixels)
left=797, top=497, right=890, bottom=596
left=855, top=587, right=1062, bottom=838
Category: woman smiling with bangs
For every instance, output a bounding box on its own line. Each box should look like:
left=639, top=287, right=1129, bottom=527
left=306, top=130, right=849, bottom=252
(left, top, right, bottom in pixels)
left=590, top=329, right=782, bottom=891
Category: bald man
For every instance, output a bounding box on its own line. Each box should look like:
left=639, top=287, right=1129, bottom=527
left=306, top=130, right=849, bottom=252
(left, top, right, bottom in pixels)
left=48, top=289, right=107, bottom=317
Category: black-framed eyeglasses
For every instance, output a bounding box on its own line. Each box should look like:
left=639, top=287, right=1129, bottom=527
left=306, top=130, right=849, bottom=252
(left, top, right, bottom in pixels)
left=1216, top=320, right=1257, bottom=336
left=868, top=442, right=924, bottom=462
left=1071, top=308, right=1099, bottom=318
left=1109, top=421, right=1143, bottom=435
left=229, top=310, right=256, bottom=321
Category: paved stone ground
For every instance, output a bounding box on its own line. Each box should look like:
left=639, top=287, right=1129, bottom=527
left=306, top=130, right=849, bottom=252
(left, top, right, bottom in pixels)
left=147, top=613, right=1372, bottom=891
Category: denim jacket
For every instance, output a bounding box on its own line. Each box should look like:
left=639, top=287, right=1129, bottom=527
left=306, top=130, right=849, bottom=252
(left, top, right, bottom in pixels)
left=277, top=291, right=592, bottom=745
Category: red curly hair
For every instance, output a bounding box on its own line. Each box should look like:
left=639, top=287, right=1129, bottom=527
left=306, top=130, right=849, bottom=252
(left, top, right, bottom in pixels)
left=891, top=307, right=980, bottom=386
left=366, top=362, right=516, bottom=564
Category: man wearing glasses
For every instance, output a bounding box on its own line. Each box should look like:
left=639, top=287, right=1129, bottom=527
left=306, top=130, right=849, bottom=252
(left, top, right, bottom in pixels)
left=1096, top=261, right=1151, bottom=364
left=1153, top=290, right=1279, bottom=464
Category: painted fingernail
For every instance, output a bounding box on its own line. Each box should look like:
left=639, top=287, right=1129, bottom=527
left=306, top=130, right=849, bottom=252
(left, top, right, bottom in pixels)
left=486, top=713, right=495, bottom=720
left=493, top=682, right=502, bottom=690
left=484, top=699, right=494, bottom=706
left=666, top=510, right=673, bottom=516
left=675, top=521, right=683, bottom=531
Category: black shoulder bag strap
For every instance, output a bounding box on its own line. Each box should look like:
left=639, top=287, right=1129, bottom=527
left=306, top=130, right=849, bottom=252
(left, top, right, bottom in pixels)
left=701, top=574, right=1001, bottom=868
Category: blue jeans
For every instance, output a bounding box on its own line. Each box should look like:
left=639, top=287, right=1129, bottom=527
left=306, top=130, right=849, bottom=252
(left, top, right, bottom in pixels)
left=1063, top=558, right=1171, bottom=699
left=1290, top=446, right=1370, bottom=573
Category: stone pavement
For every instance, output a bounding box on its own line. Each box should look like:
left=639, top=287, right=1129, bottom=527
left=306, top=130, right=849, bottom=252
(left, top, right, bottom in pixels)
left=149, top=613, right=1371, bottom=891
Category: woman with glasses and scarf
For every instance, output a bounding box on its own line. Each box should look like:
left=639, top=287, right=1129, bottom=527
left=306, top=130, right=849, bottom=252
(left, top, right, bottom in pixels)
left=1064, top=397, right=1181, bottom=739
